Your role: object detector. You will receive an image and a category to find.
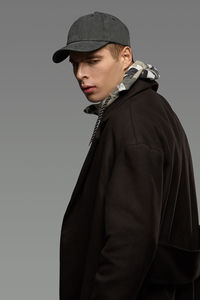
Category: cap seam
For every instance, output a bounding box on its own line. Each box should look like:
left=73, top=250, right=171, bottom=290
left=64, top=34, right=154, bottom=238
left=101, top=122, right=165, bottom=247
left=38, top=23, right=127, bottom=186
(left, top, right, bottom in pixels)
left=67, top=40, right=113, bottom=43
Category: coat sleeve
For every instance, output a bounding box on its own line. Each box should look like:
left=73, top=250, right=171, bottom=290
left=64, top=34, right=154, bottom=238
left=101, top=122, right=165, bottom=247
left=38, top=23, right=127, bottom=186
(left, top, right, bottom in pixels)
left=90, top=143, right=164, bottom=300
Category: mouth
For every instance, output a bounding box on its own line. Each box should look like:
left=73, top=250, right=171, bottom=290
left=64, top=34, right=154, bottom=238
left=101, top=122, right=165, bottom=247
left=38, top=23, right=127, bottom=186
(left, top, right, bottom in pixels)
left=82, top=85, right=96, bottom=94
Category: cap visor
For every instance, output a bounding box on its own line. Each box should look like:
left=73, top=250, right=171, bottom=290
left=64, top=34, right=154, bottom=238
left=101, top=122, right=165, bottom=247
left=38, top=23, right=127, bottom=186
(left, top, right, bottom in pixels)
left=52, top=40, right=109, bottom=63
left=52, top=47, right=70, bottom=63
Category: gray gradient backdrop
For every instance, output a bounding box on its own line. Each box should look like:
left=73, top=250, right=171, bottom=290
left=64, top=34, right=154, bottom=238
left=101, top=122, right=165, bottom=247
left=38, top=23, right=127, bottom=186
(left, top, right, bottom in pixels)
left=1, top=0, right=200, bottom=299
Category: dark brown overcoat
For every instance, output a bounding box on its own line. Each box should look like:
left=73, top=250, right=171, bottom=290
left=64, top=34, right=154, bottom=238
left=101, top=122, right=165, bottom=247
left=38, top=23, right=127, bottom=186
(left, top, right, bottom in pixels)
left=60, top=78, right=200, bottom=300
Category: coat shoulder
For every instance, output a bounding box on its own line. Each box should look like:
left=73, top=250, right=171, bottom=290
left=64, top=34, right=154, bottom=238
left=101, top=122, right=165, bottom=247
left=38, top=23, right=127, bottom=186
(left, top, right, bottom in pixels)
left=108, top=86, right=178, bottom=151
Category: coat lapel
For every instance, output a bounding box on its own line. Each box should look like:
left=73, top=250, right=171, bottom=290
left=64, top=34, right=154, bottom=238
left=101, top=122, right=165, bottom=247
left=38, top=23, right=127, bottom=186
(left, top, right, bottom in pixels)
left=63, top=123, right=105, bottom=218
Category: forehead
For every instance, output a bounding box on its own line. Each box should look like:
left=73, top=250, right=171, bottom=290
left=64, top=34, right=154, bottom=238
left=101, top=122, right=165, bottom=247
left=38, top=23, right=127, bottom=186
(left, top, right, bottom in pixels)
left=69, top=47, right=110, bottom=62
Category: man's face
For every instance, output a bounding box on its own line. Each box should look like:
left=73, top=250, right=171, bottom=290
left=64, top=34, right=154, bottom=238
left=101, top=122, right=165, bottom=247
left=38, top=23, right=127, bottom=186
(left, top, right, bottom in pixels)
left=69, top=46, right=127, bottom=103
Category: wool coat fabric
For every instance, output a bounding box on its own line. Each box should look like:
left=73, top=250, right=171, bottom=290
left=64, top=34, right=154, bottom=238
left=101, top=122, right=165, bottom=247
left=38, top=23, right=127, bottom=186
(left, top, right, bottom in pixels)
left=59, top=78, right=200, bottom=300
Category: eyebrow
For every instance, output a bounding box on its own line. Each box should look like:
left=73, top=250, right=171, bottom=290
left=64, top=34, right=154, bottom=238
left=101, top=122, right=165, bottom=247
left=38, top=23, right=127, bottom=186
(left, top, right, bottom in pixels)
left=69, top=54, right=103, bottom=64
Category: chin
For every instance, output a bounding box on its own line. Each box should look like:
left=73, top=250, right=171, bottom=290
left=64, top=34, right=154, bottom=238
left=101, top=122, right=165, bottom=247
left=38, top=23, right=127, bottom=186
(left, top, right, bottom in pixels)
left=86, top=95, right=104, bottom=103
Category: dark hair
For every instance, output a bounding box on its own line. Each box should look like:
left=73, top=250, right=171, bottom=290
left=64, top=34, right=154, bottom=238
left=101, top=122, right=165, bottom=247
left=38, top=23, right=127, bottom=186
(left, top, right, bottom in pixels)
left=105, top=43, right=134, bottom=62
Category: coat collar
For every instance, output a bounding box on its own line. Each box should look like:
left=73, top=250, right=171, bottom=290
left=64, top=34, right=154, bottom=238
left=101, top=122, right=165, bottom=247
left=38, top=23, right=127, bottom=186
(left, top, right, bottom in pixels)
left=100, top=78, right=159, bottom=123
left=91, top=78, right=159, bottom=141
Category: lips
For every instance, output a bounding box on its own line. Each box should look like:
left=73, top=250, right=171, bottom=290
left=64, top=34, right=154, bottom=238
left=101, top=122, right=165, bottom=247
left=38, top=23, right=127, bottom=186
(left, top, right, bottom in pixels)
left=82, top=85, right=96, bottom=94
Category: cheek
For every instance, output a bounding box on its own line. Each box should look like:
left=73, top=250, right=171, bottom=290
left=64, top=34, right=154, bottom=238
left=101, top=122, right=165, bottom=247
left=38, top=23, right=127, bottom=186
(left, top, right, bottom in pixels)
left=105, top=64, right=124, bottom=88
left=93, top=61, right=123, bottom=94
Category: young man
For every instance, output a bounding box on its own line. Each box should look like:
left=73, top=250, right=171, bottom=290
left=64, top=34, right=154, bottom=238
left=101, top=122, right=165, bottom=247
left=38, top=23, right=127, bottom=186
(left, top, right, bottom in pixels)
left=52, top=11, right=200, bottom=300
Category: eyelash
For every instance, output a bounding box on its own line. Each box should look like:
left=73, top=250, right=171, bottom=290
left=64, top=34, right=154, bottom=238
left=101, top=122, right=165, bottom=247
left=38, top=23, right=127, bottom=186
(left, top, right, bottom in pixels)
left=71, top=60, right=99, bottom=68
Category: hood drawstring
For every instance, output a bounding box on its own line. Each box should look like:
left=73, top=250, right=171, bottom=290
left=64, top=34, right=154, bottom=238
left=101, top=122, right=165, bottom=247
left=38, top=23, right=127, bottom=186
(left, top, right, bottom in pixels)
left=88, top=96, right=111, bottom=145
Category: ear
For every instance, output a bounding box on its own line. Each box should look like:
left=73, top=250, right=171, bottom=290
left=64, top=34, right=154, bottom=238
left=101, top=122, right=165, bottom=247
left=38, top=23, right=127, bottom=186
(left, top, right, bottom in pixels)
left=121, top=46, right=133, bottom=71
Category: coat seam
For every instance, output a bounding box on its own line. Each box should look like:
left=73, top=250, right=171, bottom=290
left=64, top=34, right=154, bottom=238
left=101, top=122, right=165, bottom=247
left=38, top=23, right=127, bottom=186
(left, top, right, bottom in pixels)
left=125, top=142, right=164, bottom=156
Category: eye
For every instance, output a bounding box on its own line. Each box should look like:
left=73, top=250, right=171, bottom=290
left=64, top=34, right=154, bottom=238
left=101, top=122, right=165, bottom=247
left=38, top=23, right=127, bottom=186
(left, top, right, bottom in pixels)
left=88, top=59, right=100, bottom=65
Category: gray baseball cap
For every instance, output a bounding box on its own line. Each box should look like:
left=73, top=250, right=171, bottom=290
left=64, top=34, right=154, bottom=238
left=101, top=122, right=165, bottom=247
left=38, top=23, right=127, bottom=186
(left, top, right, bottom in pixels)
left=52, top=11, right=131, bottom=63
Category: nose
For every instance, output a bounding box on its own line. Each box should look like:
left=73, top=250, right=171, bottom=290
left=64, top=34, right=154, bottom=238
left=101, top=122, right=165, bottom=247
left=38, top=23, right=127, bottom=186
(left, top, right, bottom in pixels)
left=75, top=62, right=88, bottom=82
